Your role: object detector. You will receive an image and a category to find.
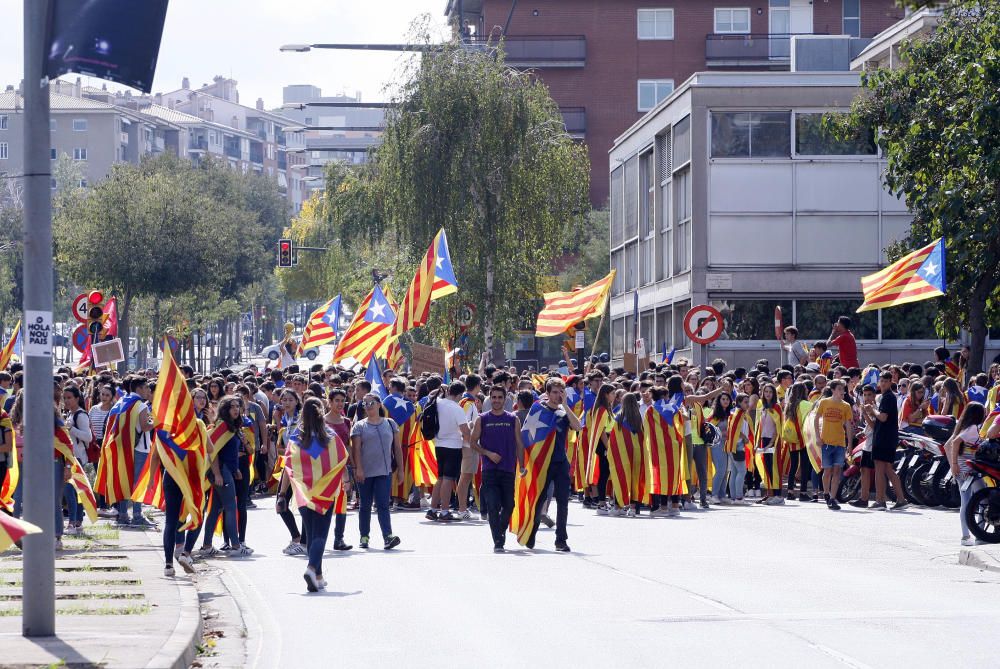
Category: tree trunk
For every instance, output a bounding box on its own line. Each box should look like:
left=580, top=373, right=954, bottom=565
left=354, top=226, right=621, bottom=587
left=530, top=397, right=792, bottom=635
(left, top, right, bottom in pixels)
left=484, top=253, right=495, bottom=364
left=151, top=297, right=161, bottom=363
left=967, top=280, right=991, bottom=376
left=117, top=293, right=132, bottom=375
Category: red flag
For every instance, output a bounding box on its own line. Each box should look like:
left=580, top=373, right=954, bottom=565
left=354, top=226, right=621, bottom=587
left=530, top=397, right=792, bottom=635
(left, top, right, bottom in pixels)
left=104, top=297, right=119, bottom=337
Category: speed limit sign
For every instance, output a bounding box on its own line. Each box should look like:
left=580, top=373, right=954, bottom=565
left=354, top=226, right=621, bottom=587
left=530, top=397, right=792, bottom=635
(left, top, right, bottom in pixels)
left=456, top=302, right=476, bottom=332
left=71, top=293, right=90, bottom=323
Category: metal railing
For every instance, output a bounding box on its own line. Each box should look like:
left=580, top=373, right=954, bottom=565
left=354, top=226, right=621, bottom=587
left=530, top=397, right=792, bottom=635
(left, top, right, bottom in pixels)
left=560, top=107, right=586, bottom=135
left=466, top=35, right=586, bottom=65
left=705, top=33, right=822, bottom=63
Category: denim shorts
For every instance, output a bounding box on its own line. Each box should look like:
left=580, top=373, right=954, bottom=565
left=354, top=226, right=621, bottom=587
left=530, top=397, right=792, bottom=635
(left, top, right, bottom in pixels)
left=821, top=444, right=846, bottom=468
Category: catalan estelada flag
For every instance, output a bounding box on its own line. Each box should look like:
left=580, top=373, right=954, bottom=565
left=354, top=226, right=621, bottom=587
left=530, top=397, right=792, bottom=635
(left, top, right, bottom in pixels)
left=95, top=393, right=145, bottom=504
left=285, top=428, right=348, bottom=514
left=0, top=321, right=21, bottom=371
left=385, top=339, right=403, bottom=371
left=54, top=421, right=98, bottom=523
left=385, top=392, right=417, bottom=498
left=535, top=270, right=616, bottom=337
left=0, top=413, right=16, bottom=513
left=333, top=285, right=396, bottom=366
left=511, top=402, right=559, bottom=546
left=298, top=295, right=342, bottom=356
left=148, top=344, right=209, bottom=530
left=857, top=238, right=946, bottom=312
left=391, top=229, right=458, bottom=340
left=0, top=512, right=41, bottom=552
left=130, top=455, right=165, bottom=509
left=607, top=415, right=648, bottom=507
left=584, top=405, right=612, bottom=487
left=645, top=397, right=686, bottom=496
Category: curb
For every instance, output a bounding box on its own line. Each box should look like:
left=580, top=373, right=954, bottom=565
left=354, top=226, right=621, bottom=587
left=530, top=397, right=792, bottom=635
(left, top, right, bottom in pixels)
left=959, top=547, right=1000, bottom=574
left=142, top=531, right=203, bottom=669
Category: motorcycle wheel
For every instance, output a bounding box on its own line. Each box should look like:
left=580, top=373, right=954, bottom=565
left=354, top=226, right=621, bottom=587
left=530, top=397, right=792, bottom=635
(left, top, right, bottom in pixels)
left=898, top=465, right=919, bottom=504
left=965, top=487, right=1000, bottom=544
left=905, top=463, right=932, bottom=506
left=837, top=475, right=860, bottom=504
left=919, top=467, right=944, bottom=507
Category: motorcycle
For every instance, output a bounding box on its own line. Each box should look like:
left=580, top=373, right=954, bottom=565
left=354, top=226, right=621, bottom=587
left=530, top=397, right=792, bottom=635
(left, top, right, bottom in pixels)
left=901, top=416, right=954, bottom=507
left=836, top=435, right=900, bottom=504
left=963, top=440, right=1000, bottom=544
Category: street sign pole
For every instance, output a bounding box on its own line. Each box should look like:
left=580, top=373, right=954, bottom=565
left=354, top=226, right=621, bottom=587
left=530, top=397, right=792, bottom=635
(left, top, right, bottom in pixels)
left=22, top=0, right=56, bottom=637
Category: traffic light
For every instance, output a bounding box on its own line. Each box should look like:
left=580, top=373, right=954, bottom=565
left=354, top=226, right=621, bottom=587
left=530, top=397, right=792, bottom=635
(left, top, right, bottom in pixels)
left=278, top=239, right=292, bottom=267
left=85, top=290, right=107, bottom=339
left=291, top=246, right=299, bottom=266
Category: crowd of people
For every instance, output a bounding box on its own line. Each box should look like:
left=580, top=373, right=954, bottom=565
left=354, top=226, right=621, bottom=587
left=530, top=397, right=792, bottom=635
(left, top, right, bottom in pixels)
left=1, top=315, right=999, bottom=593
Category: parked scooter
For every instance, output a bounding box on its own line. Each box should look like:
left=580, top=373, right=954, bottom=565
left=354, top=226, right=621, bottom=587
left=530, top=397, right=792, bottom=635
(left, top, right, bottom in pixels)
left=836, top=435, right=901, bottom=503
left=963, top=440, right=1000, bottom=544
left=901, top=416, right=954, bottom=507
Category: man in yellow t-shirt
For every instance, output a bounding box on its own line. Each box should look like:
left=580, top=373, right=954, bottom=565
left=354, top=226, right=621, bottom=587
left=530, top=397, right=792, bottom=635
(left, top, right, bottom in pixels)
left=812, top=379, right=854, bottom=511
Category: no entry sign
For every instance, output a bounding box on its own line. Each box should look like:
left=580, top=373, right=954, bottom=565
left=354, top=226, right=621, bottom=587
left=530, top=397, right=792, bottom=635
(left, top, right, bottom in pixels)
left=683, top=304, right=724, bottom=345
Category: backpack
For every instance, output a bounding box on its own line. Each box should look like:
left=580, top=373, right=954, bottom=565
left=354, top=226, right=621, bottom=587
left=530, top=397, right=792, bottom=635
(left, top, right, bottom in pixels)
left=420, top=396, right=440, bottom=441
left=73, top=409, right=100, bottom=464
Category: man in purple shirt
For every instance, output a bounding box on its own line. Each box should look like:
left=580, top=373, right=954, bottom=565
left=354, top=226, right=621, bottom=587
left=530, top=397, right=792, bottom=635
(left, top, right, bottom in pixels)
left=470, top=386, right=525, bottom=553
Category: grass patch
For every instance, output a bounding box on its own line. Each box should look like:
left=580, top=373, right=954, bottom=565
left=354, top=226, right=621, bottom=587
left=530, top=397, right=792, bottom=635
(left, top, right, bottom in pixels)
left=0, top=592, right=145, bottom=601
left=1, top=578, right=143, bottom=587
left=56, top=554, right=128, bottom=560
left=0, top=603, right=151, bottom=617
left=56, top=565, right=132, bottom=573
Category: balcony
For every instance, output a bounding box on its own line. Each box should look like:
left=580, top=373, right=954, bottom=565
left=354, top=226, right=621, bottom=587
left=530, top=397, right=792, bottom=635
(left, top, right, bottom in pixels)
left=223, top=139, right=241, bottom=160
left=249, top=143, right=264, bottom=165
left=189, top=136, right=208, bottom=151
left=705, top=33, right=819, bottom=69
left=560, top=107, right=586, bottom=137
left=466, top=35, right=586, bottom=68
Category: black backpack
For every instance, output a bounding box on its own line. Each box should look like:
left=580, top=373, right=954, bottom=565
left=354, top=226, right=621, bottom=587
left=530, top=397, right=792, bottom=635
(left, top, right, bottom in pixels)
left=420, top=396, right=440, bottom=441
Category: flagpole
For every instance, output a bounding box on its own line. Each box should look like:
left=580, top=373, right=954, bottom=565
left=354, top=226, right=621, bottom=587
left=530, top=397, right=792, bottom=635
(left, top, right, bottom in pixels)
left=589, top=298, right=608, bottom=368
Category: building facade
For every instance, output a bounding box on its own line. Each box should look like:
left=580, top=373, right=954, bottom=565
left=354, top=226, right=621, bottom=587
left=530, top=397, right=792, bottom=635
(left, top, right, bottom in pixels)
left=608, top=55, right=999, bottom=370
left=448, top=0, right=904, bottom=206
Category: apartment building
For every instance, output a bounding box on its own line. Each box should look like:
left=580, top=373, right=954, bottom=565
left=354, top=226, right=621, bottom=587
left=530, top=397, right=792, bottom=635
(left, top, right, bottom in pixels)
left=0, top=79, right=164, bottom=191
left=447, top=0, right=904, bottom=206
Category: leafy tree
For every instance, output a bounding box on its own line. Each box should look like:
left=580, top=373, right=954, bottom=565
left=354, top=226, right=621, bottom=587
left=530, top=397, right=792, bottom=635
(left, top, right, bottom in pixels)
left=845, top=2, right=1000, bottom=372
left=374, top=34, right=590, bottom=355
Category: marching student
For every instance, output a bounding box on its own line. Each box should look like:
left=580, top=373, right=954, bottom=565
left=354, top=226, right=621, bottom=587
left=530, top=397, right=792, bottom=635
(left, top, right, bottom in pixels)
left=813, top=380, right=854, bottom=511
left=350, top=393, right=403, bottom=550
left=469, top=386, right=524, bottom=552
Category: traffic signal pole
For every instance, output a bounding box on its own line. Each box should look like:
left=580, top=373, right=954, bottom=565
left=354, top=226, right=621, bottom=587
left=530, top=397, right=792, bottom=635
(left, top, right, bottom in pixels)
left=21, top=0, right=56, bottom=637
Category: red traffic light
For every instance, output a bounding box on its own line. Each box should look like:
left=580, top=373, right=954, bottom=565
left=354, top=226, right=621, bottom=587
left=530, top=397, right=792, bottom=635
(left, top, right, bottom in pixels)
left=88, top=290, right=104, bottom=305
left=278, top=239, right=293, bottom=268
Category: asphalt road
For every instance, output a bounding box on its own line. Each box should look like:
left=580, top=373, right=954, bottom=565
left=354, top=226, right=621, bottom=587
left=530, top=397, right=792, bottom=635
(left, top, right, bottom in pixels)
left=217, top=496, right=999, bottom=668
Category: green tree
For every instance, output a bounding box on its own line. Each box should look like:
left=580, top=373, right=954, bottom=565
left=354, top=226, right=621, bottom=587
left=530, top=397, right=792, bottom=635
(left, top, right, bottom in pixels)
left=374, top=35, right=590, bottom=354
left=846, top=2, right=1000, bottom=372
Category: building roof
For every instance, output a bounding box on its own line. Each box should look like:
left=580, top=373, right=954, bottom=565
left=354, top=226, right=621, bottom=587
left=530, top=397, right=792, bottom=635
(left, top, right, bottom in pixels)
left=850, top=7, right=941, bottom=71
left=136, top=103, right=258, bottom=139
left=0, top=90, right=122, bottom=112
left=611, top=71, right=863, bottom=150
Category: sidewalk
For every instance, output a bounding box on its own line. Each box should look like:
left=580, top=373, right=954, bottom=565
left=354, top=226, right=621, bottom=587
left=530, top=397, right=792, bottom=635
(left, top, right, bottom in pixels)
left=0, top=517, right=201, bottom=669
left=960, top=542, right=1000, bottom=574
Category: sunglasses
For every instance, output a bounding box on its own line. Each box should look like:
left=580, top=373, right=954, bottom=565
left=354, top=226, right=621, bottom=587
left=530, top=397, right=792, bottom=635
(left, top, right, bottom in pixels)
left=362, top=400, right=380, bottom=407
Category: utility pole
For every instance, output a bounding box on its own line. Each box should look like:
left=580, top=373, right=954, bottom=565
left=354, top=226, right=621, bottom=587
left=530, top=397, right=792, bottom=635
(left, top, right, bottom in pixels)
left=22, top=0, right=56, bottom=637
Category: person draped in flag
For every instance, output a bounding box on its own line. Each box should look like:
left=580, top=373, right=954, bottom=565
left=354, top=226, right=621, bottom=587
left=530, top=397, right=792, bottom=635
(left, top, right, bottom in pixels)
left=707, top=391, right=733, bottom=505
left=280, top=397, right=349, bottom=592
left=96, top=375, right=154, bottom=528
left=0, top=405, right=12, bottom=516
left=271, top=389, right=305, bottom=556
left=61, top=385, right=93, bottom=534
left=455, top=374, right=483, bottom=520
left=754, top=383, right=787, bottom=505
left=517, top=377, right=581, bottom=551
left=573, top=372, right=603, bottom=502
left=469, top=385, right=524, bottom=552
left=606, top=392, right=647, bottom=517
left=322, top=388, right=353, bottom=552
left=350, top=393, right=403, bottom=550
left=644, top=385, right=686, bottom=516
left=583, top=383, right=614, bottom=514
left=781, top=382, right=814, bottom=502
left=938, top=378, right=967, bottom=419
left=385, top=378, right=421, bottom=510
left=202, top=396, right=253, bottom=556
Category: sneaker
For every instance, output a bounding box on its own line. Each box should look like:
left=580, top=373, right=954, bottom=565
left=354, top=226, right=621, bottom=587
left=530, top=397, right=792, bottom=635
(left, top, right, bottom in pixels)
left=733, top=498, right=752, bottom=506
left=700, top=501, right=710, bottom=509
left=176, top=553, right=196, bottom=574
left=799, top=493, right=811, bottom=502
left=596, top=505, right=609, bottom=516
left=811, top=494, right=821, bottom=503
left=304, top=566, right=320, bottom=593
left=849, top=500, right=869, bottom=509
left=359, top=536, right=370, bottom=549
left=54, top=538, right=63, bottom=551
left=333, top=540, right=353, bottom=551
left=318, top=577, right=328, bottom=590
left=480, top=511, right=487, bottom=521
left=219, top=544, right=233, bottom=553
left=132, top=517, right=155, bottom=529
left=961, top=536, right=975, bottom=547
left=493, top=545, right=505, bottom=554
left=458, top=509, right=471, bottom=521
left=582, top=498, right=595, bottom=509
left=890, top=501, right=909, bottom=511
left=539, top=514, right=555, bottom=528
left=437, top=512, right=455, bottom=522
left=626, top=507, right=636, bottom=518
left=777, top=497, right=786, bottom=505
left=763, top=497, right=781, bottom=506
left=384, top=535, right=401, bottom=550
left=64, top=524, right=79, bottom=536
left=246, top=500, right=257, bottom=509
left=282, top=541, right=304, bottom=556
left=828, top=499, right=841, bottom=511
left=164, top=565, right=175, bottom=577
left=666, top=507, right=680, bottom=517
left=198, top=546, right=219, bottom=558
left=116, top=517, right=130, bottom=527
left=554, top=541, right=571, bottom=552
left=872, top=502, right=888, bottom=510
left=425, top=509, right=438, bottom=521
left=234, top=545, right=253, bottom=557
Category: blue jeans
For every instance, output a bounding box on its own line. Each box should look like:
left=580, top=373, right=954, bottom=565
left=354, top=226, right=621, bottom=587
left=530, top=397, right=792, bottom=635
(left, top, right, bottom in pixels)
left=117, top=449, right=148, bottom=522
left=53, top=460, right=65, bottom=537
left=299, top=506, right=333, bottom=572
left=162, top=474, right=187, bottom=564
left=12, top=465, right=22, bottom=517
left=358, top=475, right=392, bottom=540
left=204, top=466, right=239, bottom=547
left=959, top=474, right=984, bottom=539
left=64, top=482, right=83, bottom=525
left=710, top=444, right=729, bottom=498
left=728, top=453, right=747, bottom=500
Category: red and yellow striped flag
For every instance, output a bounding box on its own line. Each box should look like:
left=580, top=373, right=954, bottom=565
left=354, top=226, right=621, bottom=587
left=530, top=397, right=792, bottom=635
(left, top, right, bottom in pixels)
left=584, top=405, right=611, bottom=487
left=0, top=513, right=41, bottom=552
left=511, top=402, right=559, bottom=546
left=535, top=271, right=615, bottom=337
left=332, top=285, right=396, bottom=366
left=607, top=416, right=648, bottom=507
left=285, top=428, right=348, bottom=514
left=645, top=399, right=686, bottom=496
left=95, top=394, right=145, bottom=504
left=858, top=238, right=945, bottom=312
left=0, top=321, right=20, bottom=370
left=390, top=228, right=459, bottom=340
left=54, top=422, right=99, bottom=523
left=0, top=412, right=16, bottom=513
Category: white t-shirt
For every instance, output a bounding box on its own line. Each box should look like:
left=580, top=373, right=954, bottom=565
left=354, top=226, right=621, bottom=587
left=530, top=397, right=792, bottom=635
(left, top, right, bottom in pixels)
left=435, top=397, right=468, bottom=449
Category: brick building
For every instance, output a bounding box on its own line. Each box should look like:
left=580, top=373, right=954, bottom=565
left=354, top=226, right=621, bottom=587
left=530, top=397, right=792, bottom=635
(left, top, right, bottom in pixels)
left=447, top=0, right=904, bottom=206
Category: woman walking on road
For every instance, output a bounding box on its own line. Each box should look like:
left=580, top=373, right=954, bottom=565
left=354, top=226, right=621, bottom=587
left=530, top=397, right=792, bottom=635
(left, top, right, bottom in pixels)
left=350, top=393, right=403, bottom=550
left=281, top=397, right=348, bottom=592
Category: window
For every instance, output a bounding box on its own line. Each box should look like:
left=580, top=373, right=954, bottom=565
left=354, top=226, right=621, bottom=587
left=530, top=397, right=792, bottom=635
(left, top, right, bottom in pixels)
left=843, top=0, right=861, bottom=37
left=611, top=248, right=623, bottom=295
left=612, top=317, right=625, bottom=359
left=624, top=156, right=638, bottom=239
left=881, top=300, right=938, bottom=339
left=640, top=151, right=655, bottom=285
left=795, top=299, right=877, bottom=341
left=715, top=8, right=751, bottom=34
left=611, top=166, right=624, bottom=246
left=50, top=119, right=56, bottom=131
left=711, top=111, right=791, bottom=158
left=0, top=143, right=7, bottom=160
left=50, top=178, right=57, bottom=190
left=72, top=119, right=88, bottom=131
left=0, top=115, right=7, bottom=130
left=638, top=80, right=674, bottom=112
left=638, top=8, right=674, bottom=40
left=73, top=148, right=87, bottom=161
left=672, top=115, right=691, bottom=167
left=659, top=179, right=671, bottom=280
left=795, top=113, right=876, bottom=155
left=50, top=148, right=56, bottom=160
left=78, top=178, right=88, bottom=188
left=673, top=168, right=692, bottom=273
left=673, top=301, right=691, bottom=347
left=623, top=242, right=638, bottom=291
left=714, top=300, right=794, bottom=340
left=656, top=308, right=672, bottom=350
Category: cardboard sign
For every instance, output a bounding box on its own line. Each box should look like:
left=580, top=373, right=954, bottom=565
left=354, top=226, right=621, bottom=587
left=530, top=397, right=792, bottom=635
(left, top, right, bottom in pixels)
left=92, top=338, right=125, bottom=367
left=623, top=353, right=650, bottom=373
left=410, top=342, right=446, bottom=376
